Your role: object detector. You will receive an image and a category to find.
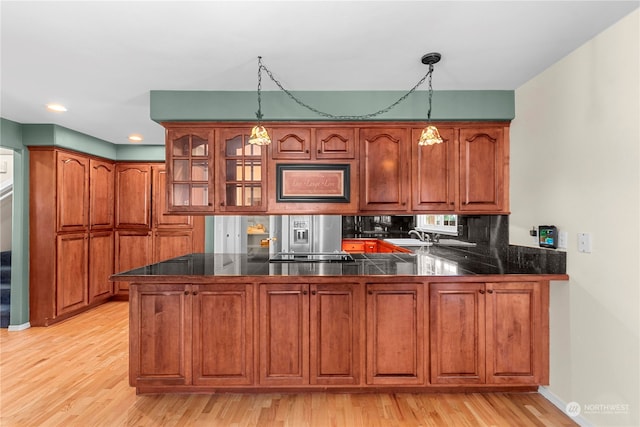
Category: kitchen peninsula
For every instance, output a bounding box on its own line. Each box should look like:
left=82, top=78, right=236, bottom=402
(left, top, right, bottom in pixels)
left=112, top=245, right=568, bottom=395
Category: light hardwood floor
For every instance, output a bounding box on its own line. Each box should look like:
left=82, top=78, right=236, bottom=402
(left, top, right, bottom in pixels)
left=1, top=301, right=577, bottom=427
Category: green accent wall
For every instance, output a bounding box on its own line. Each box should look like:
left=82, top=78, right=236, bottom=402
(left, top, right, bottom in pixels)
left=116, top=145, right=165, bottom=162
left=21, top=124, right=165, bottom=161
left=150, top=90, right=515, bottom=122
left=23, top=124, right=117, bottom=159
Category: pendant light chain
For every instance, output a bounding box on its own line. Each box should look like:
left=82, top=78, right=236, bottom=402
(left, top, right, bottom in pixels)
left=427, top=63, right=434, bottom=122
left=257, top=57, right=433, bottom=120
left=256, top=56, right=264, bottom=121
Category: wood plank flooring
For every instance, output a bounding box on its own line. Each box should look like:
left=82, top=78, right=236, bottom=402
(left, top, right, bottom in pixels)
left=1, top=301, right=577, bottom=427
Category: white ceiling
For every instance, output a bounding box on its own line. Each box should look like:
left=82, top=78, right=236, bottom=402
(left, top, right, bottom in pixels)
left=1, top=1, right=638, bottom=145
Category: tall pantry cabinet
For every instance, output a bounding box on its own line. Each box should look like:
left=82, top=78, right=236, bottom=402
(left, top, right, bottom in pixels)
left=29, top=148, right=115, bottom=326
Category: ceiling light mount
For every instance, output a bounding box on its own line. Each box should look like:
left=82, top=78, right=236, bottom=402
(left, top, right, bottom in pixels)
left=421, top=52, right=441, bottom=66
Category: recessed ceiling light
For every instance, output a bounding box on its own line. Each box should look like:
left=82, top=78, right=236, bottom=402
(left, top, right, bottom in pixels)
left=128, top=134, right=144, bottom=143
left=46, top=103, right=67, bottom=112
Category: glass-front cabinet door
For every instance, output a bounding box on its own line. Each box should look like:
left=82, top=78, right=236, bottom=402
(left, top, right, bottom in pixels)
left=167, top=129, right=214, bottom=212
left=217, top=128, right=266, bottom=212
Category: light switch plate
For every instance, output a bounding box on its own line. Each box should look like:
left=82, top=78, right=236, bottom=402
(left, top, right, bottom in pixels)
left=558, top=231, right=568, bottom=249
left=578, top=232, right=592, bottom=253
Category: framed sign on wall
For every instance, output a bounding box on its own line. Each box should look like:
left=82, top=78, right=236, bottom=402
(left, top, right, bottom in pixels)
left=276, top=164, right=350, bottom=203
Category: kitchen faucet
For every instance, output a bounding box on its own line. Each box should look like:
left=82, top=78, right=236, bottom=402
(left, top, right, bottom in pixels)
left=408, top=229, right=431, bottom=242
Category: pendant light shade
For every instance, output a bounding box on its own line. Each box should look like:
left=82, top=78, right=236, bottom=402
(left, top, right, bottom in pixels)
left=248, top=125, right=271, bottom=146
left=418, top=125, right=443, bottom=146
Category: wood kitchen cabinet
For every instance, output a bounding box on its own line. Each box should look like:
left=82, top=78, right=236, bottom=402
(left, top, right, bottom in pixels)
left=411, top=127, right=457, bottom=211
left=259, top=282, right=362, bottom=386
left=115, top=163, right=151, bottom=228
left=259, top=283, right=309, bottom=385
left=217, top=128, right=267, bottom=212
left=123, top=276, right=559, bottom=394
left=89, top=159, right=115, bottom=303
left=458, top=127, right=508, bottom=212
left=411, top=125, right=509, bottom=213
left=161, top=121, right=509, bottom=215
left=359, top=127, right=410, bottom=212
left=130, top=282, right=255, bottom=388
left=192, top=284, right=254, bottom=386
left=29, top=148, right=114, bottom=325
left=164, top=125, right=267, bottom=213
left=56, top=232, right=89, bottom=315
left=429, top=281, right=545, bottom=385
left=366, top=283, right=425, bottom=385
left=310, top=283, right=362, bottom=385
left=271, top=126, right=356, bottom=160
left=166, top=128, right=214, bottom=212
left=89, top=230, right=114, bottom=303
left=129, top=284, right=192, bottom=388
left=90, top=159, right=115, bottom=229
left=56, top=151, right=89, bottom=232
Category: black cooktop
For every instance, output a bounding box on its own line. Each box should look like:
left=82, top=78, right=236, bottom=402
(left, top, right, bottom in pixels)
left=269, top=252, right=355, bottom=263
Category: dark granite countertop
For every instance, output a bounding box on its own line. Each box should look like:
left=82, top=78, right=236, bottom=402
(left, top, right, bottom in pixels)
left=111, top=244, right=567, bottom=279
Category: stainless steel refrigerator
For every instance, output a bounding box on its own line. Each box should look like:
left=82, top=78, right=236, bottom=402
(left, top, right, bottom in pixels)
left=213, top=215, right=342, bottom=254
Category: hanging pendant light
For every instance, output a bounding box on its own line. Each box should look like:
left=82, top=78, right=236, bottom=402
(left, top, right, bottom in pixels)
left=418, top=52, right=443, bottom=146
left=249, top=56, right=271, bottom=145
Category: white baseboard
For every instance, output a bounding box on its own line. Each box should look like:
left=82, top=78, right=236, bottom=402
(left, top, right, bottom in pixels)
left=7, top=322, right=31, bottom=331
left=538, top=386, right=593, bottom=427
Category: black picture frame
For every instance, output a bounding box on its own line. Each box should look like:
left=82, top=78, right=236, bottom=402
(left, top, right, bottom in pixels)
left=276, top=164, right=350, bottom=203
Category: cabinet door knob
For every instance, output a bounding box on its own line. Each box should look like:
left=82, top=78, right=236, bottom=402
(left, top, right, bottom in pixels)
left=368, top=290, right=373, bottom=295
left=479, top=289, right=485, bottom=294
left=311, top=290, right=317, bottom=295
left=305, top=149, right=310, bottom=153
left=193, top=291, right=198, bottom=296
left=184, top=291, right=189, bottom=295
left=303, top=290, right=308, bottom=295
left=487, top=289, right=493, bottom=294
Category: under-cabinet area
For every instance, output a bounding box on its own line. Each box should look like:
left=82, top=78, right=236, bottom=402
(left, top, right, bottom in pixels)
left=126, top=276, right=555, bottom=394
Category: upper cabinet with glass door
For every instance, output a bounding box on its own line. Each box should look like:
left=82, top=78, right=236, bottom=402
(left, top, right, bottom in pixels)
left=217, top=128, right=266, bottom=213
left=166, top=128, right=214, bottom=213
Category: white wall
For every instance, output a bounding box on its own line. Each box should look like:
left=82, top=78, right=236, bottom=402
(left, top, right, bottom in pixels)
left=510, top=10, right=639, bottom=427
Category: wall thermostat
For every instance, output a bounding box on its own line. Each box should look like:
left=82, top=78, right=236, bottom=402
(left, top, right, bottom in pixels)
left=538, top=225, right=558, bottom=249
